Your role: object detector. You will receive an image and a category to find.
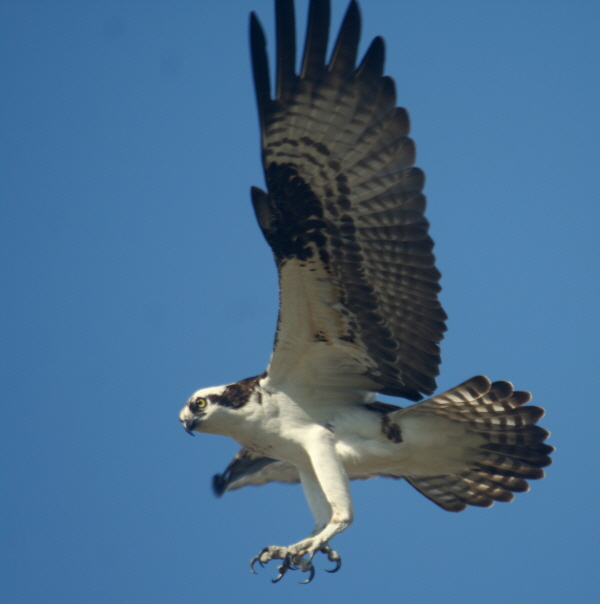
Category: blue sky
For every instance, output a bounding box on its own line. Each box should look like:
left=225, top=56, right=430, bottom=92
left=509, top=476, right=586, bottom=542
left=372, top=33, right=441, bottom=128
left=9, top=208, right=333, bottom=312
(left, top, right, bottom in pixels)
left=2, top=1, right=599, bottom=602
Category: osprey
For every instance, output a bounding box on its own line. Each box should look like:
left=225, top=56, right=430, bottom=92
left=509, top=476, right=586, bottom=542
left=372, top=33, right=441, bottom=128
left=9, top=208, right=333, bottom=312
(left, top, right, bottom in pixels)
left=179, top=0, right=553, bottom=583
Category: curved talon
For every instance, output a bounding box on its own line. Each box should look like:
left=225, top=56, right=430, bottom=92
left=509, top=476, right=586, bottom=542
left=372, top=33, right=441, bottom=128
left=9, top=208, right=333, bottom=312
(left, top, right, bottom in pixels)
left=325, top=558, right=342, bottom=573
left=317, top=545, right=341, bottom=574
left=273, top=554, right=299, bottom=583
left=299, top=564, right=315, bottom=584
left=250, top=545, right=337, bottom=583
left=250, top=548, right=270, bottom=574
left=250, top=556, right=262, bottom=574
left=272, top=564, right=289, bottom=583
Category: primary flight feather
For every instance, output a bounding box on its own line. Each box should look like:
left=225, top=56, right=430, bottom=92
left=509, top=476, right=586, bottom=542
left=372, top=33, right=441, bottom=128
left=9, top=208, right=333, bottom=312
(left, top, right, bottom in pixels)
left=179, top=0, right=552, bottom=583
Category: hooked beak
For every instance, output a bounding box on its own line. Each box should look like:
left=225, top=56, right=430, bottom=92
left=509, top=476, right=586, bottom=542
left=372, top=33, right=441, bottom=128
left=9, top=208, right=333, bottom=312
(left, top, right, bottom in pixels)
left=181, top=417, right=200, bottom=436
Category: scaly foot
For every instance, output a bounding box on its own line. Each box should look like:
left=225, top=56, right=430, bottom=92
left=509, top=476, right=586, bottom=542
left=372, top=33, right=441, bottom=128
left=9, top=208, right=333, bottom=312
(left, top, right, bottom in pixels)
left=250, top=543, right=342, bottom=583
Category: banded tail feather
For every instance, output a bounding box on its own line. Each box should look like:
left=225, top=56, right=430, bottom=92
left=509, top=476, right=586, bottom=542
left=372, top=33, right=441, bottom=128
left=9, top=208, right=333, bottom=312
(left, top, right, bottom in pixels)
left=399, top=376, right=553, bottom=512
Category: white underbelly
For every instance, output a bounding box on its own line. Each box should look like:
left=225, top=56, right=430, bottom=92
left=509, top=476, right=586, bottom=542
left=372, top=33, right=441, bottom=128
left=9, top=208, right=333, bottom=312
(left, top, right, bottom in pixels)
left=333, top=410, right=485, bottom=477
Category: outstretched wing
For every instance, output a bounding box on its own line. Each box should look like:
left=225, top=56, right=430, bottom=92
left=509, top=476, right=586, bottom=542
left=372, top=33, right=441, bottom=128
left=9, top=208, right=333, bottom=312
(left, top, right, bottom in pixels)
left=250, top=0, right=446, bottom=401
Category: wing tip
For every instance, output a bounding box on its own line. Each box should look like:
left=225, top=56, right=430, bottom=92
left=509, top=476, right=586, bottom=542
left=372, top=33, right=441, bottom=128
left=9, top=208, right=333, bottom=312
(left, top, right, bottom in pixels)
left=300, top=0, right=331, bottom=79
left=250, top=10, right=272, bottom=129
left=328, top=0, right=361, bottom=74
left=212, top=473, right=227, bottom=498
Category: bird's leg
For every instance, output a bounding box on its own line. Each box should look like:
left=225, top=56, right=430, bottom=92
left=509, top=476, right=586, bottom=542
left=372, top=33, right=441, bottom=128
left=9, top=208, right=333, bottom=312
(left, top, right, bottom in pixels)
left=250, top=432, right=352, bottom=582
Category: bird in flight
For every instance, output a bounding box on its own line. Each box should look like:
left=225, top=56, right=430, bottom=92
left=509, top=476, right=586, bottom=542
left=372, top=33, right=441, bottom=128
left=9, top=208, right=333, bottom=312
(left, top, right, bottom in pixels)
left=179, top=0, right=553, bottom=583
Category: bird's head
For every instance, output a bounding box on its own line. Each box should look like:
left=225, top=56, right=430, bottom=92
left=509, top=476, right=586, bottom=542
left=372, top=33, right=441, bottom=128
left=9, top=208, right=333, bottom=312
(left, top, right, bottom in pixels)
left=179, top=385, right=224, bottom=435
left=179, top=376, right=262, bottom=436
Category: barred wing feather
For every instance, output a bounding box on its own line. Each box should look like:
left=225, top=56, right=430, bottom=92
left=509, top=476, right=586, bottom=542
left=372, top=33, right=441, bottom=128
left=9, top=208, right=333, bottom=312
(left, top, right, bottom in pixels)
left=250, top=0, right=446, bottom=401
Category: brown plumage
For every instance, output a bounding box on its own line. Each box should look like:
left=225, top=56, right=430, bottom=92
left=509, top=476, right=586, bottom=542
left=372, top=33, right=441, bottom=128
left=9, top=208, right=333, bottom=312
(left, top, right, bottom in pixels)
left=250, top=0, right=445, bottom=400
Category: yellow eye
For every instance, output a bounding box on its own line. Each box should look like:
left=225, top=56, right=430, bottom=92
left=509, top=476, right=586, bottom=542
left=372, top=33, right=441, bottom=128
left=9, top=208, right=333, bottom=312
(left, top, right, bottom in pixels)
left=190, top=397, right=207, bottom=412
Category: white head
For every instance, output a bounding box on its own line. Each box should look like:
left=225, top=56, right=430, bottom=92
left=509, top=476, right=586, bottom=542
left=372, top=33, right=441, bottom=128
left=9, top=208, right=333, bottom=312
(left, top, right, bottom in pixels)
left=179, top=376, right=262, bottom=437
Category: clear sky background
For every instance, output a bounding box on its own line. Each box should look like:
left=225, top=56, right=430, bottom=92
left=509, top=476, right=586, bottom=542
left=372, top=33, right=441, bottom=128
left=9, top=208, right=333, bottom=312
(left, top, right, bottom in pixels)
left=2, top=1, right=599, bottom=602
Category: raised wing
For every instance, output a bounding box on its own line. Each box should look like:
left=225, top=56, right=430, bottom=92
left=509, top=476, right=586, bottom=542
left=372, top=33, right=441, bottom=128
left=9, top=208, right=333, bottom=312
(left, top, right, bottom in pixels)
left=250, top=0, right=446, bottom=400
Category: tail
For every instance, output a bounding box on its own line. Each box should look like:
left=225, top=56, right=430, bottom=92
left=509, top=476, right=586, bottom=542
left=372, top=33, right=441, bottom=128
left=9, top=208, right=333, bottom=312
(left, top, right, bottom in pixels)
left=397, top=376, right=553, bottom=512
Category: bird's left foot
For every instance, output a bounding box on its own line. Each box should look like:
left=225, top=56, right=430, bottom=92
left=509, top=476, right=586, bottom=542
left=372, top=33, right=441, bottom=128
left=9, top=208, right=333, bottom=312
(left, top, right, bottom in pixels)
left=250, top=543, right=341, bottom=583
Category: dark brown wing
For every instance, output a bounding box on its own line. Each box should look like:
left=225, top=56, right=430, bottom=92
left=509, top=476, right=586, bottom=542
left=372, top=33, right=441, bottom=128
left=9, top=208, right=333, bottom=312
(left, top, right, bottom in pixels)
left=250, top=0, right=445, bottom=400
left=213, top=447, right=384, bottom=496
left=212, top=449, right=300, bottom=496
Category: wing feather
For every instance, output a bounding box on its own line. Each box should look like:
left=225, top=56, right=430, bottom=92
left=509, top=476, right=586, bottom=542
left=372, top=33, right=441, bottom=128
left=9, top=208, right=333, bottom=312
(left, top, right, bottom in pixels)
left=251, top=0, right=446, bottom=401
left=328, top=0, right=360, bottom=77
left=213, top=448, right=385, bottom=496
left=300, top=0, right=330, bottom=80
left=212, top=449, right=300, bottom=496
left=275, top=0, right=296, bottom=100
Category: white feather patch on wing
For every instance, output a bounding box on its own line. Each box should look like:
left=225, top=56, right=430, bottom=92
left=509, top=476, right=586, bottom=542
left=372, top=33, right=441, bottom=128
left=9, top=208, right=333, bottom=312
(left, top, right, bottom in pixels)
left=267, top=253, right=380, bottom=398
